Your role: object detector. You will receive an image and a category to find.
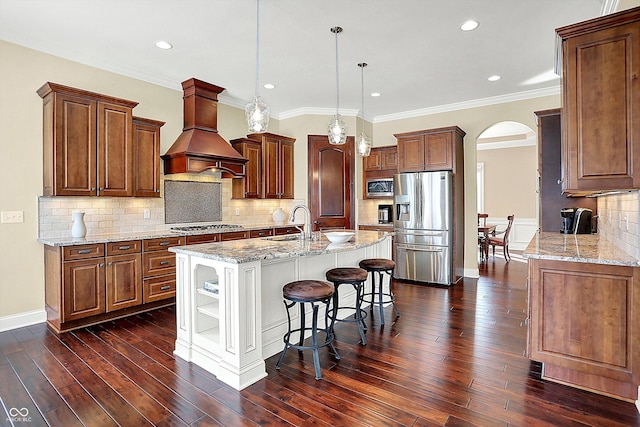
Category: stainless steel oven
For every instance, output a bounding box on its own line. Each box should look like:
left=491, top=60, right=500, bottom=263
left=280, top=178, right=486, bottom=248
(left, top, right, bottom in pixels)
left=366, top=178, right=393, bottom=197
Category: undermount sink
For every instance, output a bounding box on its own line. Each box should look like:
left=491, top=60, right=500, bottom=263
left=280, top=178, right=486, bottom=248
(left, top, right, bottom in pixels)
left=262, top=234, right=302, bottom=242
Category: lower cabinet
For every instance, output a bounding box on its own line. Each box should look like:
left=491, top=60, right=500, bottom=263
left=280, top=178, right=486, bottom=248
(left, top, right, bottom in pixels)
left=142, top=236, right=184, bottom=304
left=528, top=258, right=640, bottom=401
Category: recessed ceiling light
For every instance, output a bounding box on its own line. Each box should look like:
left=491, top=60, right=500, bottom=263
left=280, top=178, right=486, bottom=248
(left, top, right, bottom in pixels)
left=263, top=83, right=275, bottom=89
left=488, top=75, right=501, bottom=82
left=460, top=20, right=479, bottom=31
left=371, top=92, right=381, bottom=97
left=155, top=41, right=173, bottom=50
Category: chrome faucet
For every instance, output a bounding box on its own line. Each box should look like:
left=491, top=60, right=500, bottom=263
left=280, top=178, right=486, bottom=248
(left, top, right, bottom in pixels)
left=289, top=204, right=312, bottom=240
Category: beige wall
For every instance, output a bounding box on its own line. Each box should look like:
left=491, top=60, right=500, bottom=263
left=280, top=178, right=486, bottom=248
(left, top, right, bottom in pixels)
left=477, top=145, right=538, bottom=218
left=0, top=39, right=560, bottom=323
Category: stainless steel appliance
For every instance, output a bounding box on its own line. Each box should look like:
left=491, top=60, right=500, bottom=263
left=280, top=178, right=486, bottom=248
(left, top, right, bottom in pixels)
left=572, top=208, right=593, bottom=234
left=560, top=207, right=576, bottom=233
left=378, top=204, right=392, bottom=224
left=393, top=171, right=461, bottom=285
left=366, top=178, right=393, bottom=197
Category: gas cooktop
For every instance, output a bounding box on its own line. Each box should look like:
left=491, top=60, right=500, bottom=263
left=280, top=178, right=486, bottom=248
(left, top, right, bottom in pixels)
left=170, top=224, right=243, bottom=232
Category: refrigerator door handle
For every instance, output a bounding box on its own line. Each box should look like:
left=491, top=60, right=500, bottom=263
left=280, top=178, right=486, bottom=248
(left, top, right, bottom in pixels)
left=396, top=244, right=444, bottom=252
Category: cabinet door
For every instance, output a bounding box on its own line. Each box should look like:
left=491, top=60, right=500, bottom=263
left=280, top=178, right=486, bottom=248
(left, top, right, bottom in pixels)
left=53, top=93, right=97, bottom=196
left=380, top=147, right=398, bottom=170
left=263, top=136, right=280, bottom=198
left=562, top=19, right=640, bottom=192
left=106, top=254, right=142, bottom=312
left=63, top=258, right=105, bottom=321
left=143, top=275, right=176, bottom=303
left=364, top=149, right=382, bottom=171
left=280, top=140, right=295, bottom=199
left=232, top=140, right=262, bottom=198
left=424, top=132, right=453, bottom=170
left=397, top=136, right=424, bottom=172
left=133, top=118, right=162, bottom=197
left=97, top=101, right=133, bottom=196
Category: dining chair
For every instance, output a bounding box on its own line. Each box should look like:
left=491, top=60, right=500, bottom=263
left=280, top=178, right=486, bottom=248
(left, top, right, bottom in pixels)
left=488, top=215, right=514, bottom=262
left=478, top=213, right=489, bottom=260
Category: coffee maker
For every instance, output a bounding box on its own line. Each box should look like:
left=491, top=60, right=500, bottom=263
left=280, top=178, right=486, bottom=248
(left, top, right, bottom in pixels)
left=378, top=204, right=392, bottom=224
left=560, top=207, right=593, bottom=234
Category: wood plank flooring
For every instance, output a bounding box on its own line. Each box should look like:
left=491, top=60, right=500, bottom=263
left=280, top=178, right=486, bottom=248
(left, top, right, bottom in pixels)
left=2, top=252, right=639, bottom=426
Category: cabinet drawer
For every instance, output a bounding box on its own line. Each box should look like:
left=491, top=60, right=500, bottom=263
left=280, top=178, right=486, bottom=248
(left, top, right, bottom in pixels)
left=106, top=240, right=142, bottom=255
left=142, top=252, right=176, bottom=277
left=219, top=231, right=249, bottom=241
left=186, top=233, right=219, bottom=244
left=143, top=236, right=184, bottom=252
left=275, top=226, right=301, bottom=235
left=143, top=275, right=176, bottom=303
left=63, top=244, right=105, bottom=261
left=250, top=228, right=274, bottom=238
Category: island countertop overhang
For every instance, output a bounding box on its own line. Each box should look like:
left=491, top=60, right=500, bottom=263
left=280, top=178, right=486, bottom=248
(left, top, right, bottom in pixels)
left=169, top=230, right=391, bottom=264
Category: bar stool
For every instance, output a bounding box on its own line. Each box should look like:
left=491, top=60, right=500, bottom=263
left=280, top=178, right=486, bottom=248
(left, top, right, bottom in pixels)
left=325, top=267, right=369, bottom=345
left=275, top=280, right=340, bottom=379
left=359, top=258, right=400, bottom=325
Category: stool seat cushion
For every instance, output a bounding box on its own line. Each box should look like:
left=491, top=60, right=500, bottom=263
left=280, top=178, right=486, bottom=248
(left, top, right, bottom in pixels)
left=359, top=258, right=395, bottom=271
left=326, top=267, right=368, bottom=283
left=282, top=280, right=334, bottom=301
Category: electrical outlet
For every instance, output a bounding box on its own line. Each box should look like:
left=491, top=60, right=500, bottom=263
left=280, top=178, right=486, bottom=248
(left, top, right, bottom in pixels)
left=1, top=211, right=24, bottom=223
left=143, top=209, right=151, bottom=219
left=624, top=214, right=629, bottom=231
left=235, top=208, right=240, bottom=216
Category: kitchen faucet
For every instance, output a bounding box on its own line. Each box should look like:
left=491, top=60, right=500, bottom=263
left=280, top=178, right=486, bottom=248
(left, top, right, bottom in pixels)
left=289, top=205, right=312, bottom=240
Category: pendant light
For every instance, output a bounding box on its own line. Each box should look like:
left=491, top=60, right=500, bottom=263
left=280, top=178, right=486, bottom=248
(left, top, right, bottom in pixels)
left=245, top=0, right=270, bottom=133
left=328, top=26, right=347, bottom=145
left=356, top=62, right=372, bottom=157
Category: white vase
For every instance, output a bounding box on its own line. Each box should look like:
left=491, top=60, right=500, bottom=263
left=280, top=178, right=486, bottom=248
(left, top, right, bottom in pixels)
left=272, top=207, right=286, bottom=224
left=71, top=211, right=87, bottom=238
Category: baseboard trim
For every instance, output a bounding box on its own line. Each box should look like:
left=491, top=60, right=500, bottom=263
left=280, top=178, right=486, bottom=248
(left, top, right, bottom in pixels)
left=0, top=309, right=46, bottom=332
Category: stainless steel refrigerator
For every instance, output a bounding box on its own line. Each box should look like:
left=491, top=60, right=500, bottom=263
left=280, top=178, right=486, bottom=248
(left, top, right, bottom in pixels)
left=393, top=171, right=464, bottom=285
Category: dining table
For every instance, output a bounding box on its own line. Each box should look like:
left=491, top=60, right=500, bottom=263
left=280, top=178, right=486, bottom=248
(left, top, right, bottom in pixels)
left=478, top=224, right=497, bottom=261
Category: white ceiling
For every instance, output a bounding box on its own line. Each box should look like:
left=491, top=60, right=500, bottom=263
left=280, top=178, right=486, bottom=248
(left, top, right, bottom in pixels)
left=0, top=0, right=612, bottom=122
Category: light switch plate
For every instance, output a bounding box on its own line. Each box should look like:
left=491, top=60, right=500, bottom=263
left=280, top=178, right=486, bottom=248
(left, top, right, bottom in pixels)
left=1, top=211, right=24, bottom=223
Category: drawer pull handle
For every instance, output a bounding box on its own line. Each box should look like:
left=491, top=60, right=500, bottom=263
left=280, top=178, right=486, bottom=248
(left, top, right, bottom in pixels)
left=77, top=249, right=92, bottom=254
left=99, top=263, right=105, bottom=267
left=160, top=285, right=171, bottom=291
left=118, top=245, right=131, bottom=250
left=159, top=241, right=170, bottom=246
left=159, top=261, right=170, bottom=265
left=108, top=261, right=113, bottom=266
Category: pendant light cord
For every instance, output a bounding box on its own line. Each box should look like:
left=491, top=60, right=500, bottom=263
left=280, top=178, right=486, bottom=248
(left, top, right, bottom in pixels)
left=254, top=0, right=260, bottom=95
left=360, top=64, right=365, bottom=123
left=334, top=28, right=340, bottom=115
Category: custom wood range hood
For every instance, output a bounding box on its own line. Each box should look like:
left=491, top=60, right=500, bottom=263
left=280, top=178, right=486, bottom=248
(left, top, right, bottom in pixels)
left=161, top=78, right=247, bottom=177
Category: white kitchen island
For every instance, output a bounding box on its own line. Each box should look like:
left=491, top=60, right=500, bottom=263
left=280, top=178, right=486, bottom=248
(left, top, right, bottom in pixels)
left=169, top=230, right=392, bottom=390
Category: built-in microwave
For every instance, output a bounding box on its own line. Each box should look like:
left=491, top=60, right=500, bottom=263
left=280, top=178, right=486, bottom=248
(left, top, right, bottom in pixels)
left=366, top=178, right=394, bottom=197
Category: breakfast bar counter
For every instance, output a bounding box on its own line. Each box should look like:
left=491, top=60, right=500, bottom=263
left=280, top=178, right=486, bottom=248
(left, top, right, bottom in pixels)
left=169, top=230, right=392, bottom=390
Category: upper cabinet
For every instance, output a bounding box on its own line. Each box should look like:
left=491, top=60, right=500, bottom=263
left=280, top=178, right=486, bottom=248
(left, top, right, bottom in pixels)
left=395, top=126, right=465, bottom=174
left=133, top=117, right=164, bottom=197
left=363, top=146, right=397, bottom=200
left=38, top=83, right=138, bottom=197
left=231, top=132, right=296, bottom=199
left=557, top=7, right=640, bottom=195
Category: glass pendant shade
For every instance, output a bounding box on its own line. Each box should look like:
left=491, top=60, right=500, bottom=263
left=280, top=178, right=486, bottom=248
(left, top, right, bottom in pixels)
left=328, top=114, right=347, bottom=145
left=245, top=94, right=270, bottom=133
left=356, top=131, right=372, bottom=156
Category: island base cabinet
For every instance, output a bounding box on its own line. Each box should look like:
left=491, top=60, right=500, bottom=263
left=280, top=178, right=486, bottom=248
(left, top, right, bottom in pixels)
left=528, top=258, right=640, bottom=401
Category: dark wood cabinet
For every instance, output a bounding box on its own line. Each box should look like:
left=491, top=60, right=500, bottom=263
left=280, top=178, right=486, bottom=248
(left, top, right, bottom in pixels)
left=363, top=146, right=398, bottom=200
left=106, top=253, right=142, bottom=312
left=38, top=82, right=138, bottom=197
left=528, top=258, right=640, bottom=401
left=142, top=236, right=184, bottom=303
left=132, top=117, right=164, bottom=197
left=395, top=126, right=465, bottom=174
left=62, top=256, right=106, bottom=322
left=557, top=7, right=640, bottom=194
left=535, top=109, right=597, bottom=232
left=231, top=139, right=262, bottom=198
left=250, top=228, right=274, bottom=238
left=231, top=132, right=295, bottom=199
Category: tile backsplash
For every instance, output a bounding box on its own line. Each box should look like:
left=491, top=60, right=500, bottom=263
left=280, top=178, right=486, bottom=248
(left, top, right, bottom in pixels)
left=597, top=190, right=640, bottom=259
left=38, top=179, right=304, bottom=239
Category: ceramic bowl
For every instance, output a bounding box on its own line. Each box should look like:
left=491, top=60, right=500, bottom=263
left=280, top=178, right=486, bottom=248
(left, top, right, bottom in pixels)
left=324, top=231, right=355, bottom=243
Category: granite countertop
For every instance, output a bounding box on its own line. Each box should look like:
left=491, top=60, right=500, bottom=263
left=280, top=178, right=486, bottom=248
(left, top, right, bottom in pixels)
left=358, top=223, right=393, bottom=228
left=37, top=222, right=303, bottom=247
left=523, top=232, right=640, bottom=266
left=170, top=230, right=390, bottom=264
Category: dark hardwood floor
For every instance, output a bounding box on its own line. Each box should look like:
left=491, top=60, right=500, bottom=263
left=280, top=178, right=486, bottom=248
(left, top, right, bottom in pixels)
left=2, top=252, right=639, bottom=426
